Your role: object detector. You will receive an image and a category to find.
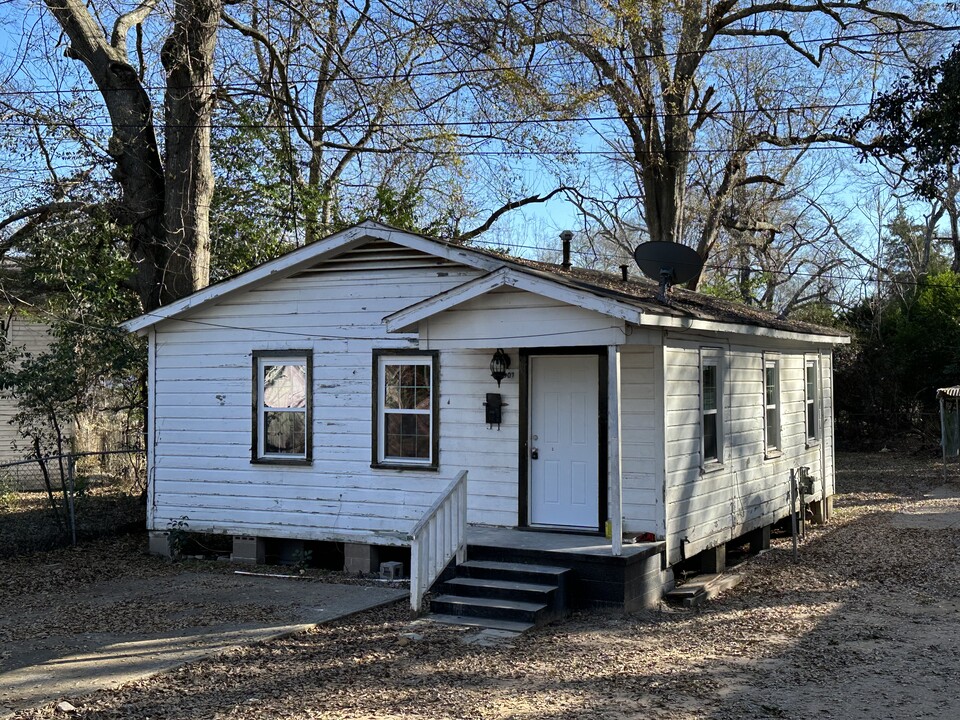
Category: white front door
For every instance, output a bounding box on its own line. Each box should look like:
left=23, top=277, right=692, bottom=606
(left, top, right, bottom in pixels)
left=529, top=354, right=600, bottom=530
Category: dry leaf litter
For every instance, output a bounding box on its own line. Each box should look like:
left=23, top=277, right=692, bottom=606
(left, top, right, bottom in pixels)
left=6, top=451, right=960, bottom=719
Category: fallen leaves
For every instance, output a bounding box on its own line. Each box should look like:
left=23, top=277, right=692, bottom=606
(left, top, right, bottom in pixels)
left=7, top=451, right=960, bottom=719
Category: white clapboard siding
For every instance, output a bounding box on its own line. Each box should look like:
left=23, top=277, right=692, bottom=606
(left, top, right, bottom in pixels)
left=662, top=339, right=837, bottom=564
left=438, top=348, right=520, bottom=527
left=420, top=288, right=626, bottom=349
left=151, top=261, right=485, bottom=542
left=618, top=346, right=661, bottom=534
left=0, top=313, right=57, bottom=463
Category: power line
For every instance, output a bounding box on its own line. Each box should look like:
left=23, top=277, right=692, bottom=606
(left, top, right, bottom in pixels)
left=0, top=100, right=876, bottom=132
left=2, top=22, right=956, bottom=95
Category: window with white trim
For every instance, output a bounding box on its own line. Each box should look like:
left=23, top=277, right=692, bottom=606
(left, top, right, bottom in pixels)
left=253, top=351, right=311, bottom=462
left=805, top=358, right=820, bottom=443
left=701, top=349, right=723, bottom=466
left=764, top=357, right=781, bottom=453
left=373, top=351, right=438, bottom=467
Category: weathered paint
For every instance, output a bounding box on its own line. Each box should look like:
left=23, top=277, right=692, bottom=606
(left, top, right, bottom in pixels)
left=662, top=335, right=837, bottom=564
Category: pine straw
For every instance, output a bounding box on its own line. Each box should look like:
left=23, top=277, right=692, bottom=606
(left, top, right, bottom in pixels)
left=10, top=451, right=960, bottom=720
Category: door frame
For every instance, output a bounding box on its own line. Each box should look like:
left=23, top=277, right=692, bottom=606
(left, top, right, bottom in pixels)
left=518, top=346, right=608, bottom=534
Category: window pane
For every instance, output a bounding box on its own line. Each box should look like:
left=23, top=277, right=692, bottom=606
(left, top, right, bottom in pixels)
left=384, top=363, right=431, bottom=410
left=263, top=364, right=306, bottom=409
left=383, top=410, right=431, bottom=460
left=703, top=365, right=717, bottom=411
left=383, top=365, right=401, bottom=409
left=806, top=363, right=817, bottom=439
left=766, top=408, right=777, bottom=448
left=703, top=414, right=718, bottom=461
left=765, top=366, right=776, bottom=404
left=385, top=414, right=403, bottom=456
left=264, top=411, right=305, bottom=455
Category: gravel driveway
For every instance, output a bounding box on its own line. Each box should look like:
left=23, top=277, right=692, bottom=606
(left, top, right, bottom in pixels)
left=7, top=450, right=960, bottom=719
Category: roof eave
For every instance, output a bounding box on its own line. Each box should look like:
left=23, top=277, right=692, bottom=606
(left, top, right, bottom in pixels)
left=638, top=312, right=849, bottom=344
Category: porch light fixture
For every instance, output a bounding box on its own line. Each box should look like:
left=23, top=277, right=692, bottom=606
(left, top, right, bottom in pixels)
left=490, top=348, right=511, bottom=387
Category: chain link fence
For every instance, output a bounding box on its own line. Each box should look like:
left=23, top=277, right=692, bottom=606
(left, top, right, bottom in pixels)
left=0, top=449, right=146, bottom=558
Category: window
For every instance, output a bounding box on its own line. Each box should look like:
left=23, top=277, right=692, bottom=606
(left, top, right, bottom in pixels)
left=253, top=351, right=311, bottom=462
left=764, top=357, right=781, bottom=454
left=373, top=351, right=438, bottom=468
left=701, top=350, right=723, bottom=467
left=805, top=358, right=819, bottom=443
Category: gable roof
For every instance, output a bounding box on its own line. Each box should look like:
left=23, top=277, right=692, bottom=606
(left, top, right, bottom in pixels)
left=120, top=221, right=501, bottom=333
left=121, top=220, right=848, bottom=343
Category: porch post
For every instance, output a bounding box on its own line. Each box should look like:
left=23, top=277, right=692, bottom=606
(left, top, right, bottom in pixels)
left=608, top=345, right=623, bottom=556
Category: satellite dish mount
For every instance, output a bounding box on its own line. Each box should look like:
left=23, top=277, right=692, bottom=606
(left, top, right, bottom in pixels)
left=632, top=241, right=704, bottom=302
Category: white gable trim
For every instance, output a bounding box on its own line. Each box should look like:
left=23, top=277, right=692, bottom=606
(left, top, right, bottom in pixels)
left=385, top=266, right=849, bottom=345
left=120, top=222, right=502, bottom=334
left=384, top=267, right=645, bottom=333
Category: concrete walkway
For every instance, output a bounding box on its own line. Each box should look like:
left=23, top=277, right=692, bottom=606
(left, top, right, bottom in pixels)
left=0, top=572, right=406, bottom=717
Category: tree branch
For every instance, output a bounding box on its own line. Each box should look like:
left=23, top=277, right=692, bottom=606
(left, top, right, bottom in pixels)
left=111, top=0, right=158, bottom=56
left=454, top=187, right=572, bottom=244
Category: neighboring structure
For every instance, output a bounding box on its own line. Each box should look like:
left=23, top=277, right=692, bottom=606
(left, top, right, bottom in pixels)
left=122, top=221, right=847, bottom=610
left=0, top=307, right=56, bottom=464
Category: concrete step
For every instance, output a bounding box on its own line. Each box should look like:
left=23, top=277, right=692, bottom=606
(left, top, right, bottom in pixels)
left=426, top=613, right=534, bottom=633
left=430, top=594, right=549, bottom=625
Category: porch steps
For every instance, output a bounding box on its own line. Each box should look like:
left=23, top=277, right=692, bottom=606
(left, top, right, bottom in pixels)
left=427, top=559, right=572, bottom=632
left=664, top=572, right=743, bottom=608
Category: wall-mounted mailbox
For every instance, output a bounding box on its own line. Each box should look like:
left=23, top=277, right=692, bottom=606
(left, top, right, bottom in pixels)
left=484, top=393, right=506, bottom=429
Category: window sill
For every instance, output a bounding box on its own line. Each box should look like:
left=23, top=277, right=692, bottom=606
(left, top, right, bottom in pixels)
left=371, top=462, right=439, bottom=472
left=764, top=450, right=783, bottom=460
left=805, top=439, right=821, bottom=449
left=700, top=462, right=725, bottom=475
left=252, top=457, right=312, bottom=467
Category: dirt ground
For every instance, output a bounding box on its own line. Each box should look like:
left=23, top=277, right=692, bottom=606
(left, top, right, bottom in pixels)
left=8, top=450, right=960, bottom=719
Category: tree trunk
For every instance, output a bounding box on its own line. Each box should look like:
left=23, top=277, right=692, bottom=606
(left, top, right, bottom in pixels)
left=44, top=0, right=218, bottom=310
left=161, top=0, right=220, bottom=302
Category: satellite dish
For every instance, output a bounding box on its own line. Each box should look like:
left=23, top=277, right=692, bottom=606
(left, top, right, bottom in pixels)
left=633, top=241, right=704, bottom=301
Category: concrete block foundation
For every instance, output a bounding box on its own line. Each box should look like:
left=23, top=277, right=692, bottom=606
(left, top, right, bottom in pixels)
left=232, top=535, right=266, bottom=564
left=148, top=531, right=171, bottom=558
left=344, top=543, right=381, bottom=573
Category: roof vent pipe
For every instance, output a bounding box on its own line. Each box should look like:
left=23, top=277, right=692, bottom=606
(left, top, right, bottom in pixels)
left=560, top=230, right=573, bottom=270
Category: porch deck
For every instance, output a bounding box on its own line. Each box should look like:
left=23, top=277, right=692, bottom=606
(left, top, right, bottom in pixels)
left=466, top=525, right=656, bottom=558
left=464, top=525, right=667, bottom=611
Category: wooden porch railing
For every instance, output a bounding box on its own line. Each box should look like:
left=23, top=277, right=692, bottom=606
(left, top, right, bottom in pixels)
left=408, top=470, right=468, bottom=612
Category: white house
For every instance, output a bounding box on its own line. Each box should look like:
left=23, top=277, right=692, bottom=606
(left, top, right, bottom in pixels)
left=0, top=308, right=56, bottom=464
left=122, top=221, right=847, bottom=612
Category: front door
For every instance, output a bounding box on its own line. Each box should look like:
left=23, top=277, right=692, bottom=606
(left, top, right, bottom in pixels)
left=528, top=354, right=600, bottom=530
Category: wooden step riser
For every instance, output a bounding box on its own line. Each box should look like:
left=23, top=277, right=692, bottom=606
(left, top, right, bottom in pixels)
left=456, top=566, right=569, bottom=588
left=430, top=598, right=548, bottom=625
left=437, top=581, right=558, bottom=606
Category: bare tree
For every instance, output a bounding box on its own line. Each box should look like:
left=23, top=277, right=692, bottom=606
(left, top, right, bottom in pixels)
left=450, top=0, right=936, bottom=287
left=2, top=0, right=222, bottom=311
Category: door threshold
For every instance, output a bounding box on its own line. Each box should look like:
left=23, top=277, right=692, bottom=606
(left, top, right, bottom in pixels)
left=519, top=525, right=604, bottom=537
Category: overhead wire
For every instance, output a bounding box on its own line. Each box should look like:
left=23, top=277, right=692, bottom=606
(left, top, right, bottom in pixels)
left=0, top=22, right=957, bottom=96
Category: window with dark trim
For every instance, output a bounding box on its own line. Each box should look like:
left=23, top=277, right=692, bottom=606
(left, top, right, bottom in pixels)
left=372, top=350, right=439, bottom=468
left=252, top=350, right=312, bottom=463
